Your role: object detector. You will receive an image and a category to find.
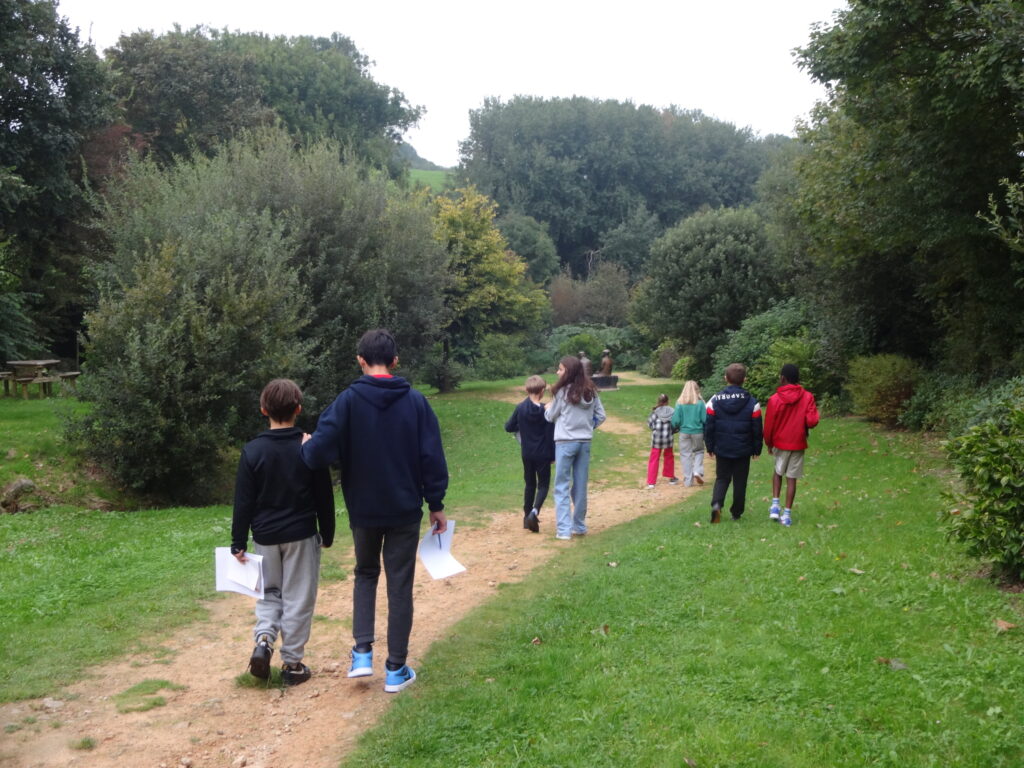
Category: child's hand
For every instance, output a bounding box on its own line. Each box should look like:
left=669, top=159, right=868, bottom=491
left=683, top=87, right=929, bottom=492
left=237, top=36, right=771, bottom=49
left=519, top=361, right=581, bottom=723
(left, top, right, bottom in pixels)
left=233, top=549, right=248, bottom=563
left=301, top=432, right=312, bottom=444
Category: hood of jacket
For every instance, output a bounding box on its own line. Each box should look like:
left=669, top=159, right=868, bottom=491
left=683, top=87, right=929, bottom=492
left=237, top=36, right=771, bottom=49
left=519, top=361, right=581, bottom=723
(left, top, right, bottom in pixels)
left=714, top=385, right=754, bottom=415
left=348, top=375, right=411, bottom=410
left=652, top=405, right=674, bottom=420
left=774, top=383, right=806, bottom=405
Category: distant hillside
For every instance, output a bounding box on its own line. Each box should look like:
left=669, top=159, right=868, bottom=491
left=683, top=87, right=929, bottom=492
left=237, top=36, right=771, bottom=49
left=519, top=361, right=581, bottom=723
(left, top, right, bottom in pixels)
left=397, top=142, right=449, bottom=171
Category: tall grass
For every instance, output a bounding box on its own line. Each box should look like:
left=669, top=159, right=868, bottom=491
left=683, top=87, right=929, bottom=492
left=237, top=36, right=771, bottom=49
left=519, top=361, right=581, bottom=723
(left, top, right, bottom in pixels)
left=343, top=419, right=1024, bottom=768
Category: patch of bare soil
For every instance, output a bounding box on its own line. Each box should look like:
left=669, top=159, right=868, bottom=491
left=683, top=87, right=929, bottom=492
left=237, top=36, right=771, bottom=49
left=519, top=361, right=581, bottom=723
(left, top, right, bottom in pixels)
left=0, top=378, right=704, bottom=768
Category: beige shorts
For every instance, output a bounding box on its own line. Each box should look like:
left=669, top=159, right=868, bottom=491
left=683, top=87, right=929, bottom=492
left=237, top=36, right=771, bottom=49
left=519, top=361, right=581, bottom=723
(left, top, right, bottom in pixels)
left=773, top=449, right=805, bottom=479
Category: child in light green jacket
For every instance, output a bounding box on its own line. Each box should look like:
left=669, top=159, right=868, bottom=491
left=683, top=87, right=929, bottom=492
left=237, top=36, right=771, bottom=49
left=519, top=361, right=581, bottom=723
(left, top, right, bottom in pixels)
left=671, top=380, right=707, bottom=487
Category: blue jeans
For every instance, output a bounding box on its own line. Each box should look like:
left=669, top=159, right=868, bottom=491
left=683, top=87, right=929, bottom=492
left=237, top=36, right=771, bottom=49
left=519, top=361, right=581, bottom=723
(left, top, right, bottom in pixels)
left=554, top=441, right=591, bottom=536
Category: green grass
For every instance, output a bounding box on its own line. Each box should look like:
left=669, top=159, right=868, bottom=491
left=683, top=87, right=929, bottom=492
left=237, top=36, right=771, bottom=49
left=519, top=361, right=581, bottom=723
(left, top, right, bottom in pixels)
left=409, top=168, right=451, bottom=193
left=342, top=418, right=1024, bottom=768
left=112, top=679, right=185, bottom=712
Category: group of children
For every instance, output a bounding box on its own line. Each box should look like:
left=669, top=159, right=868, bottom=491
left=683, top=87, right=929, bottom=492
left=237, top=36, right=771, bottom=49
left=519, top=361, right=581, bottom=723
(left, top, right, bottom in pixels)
left=232, top=334, right=818, bottom=690
left=645, top=361, right=819, bottom=527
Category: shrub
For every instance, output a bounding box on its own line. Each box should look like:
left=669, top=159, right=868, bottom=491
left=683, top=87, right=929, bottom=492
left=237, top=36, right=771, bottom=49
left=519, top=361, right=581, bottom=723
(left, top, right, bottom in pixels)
left=545, top=324, right=643, bottom=371
left=670, top=355, right=694, bottom=380
left=472, top=333, right=528, bottom=380
left=945, top=397, right=1024, bottom=582
left=846, top=354, right=920, bottom=426
left=646, top=340, right=680, bottom=378
left=745, top=333, right=820, bottom=405
left=556, top=333, right=603, bottom=364
left=899, top=373, right=978, bottom=434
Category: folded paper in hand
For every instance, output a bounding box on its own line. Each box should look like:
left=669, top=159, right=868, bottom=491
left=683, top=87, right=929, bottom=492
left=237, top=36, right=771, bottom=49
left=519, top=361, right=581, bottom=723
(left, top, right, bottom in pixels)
left=214, top=547, right=264, bottom=599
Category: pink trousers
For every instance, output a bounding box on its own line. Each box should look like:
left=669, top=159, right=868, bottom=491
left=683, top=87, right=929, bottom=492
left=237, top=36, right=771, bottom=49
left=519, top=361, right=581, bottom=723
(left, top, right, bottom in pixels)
left=647, top=447, right=675, bottom=485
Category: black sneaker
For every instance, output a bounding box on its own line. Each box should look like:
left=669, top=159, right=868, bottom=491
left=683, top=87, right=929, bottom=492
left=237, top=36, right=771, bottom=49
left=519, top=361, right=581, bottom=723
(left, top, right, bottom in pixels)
left=525, top=509, right=539, bottom=533
left=249, top=634, right=273, bottom=679
left=281, top=662, right=312, bottom=686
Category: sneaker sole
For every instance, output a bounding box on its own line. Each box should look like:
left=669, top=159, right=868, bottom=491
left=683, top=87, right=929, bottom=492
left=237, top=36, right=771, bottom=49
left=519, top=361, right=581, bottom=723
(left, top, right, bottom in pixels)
left=248, top=647, right=272, bottom=680
left=384, top=667, right=416, bottom=693
left=347, top=667, right=373, bottom=678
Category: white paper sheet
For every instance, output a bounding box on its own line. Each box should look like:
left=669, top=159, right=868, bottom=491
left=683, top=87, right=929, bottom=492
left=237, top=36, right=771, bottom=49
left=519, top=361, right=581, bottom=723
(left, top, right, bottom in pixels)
left=214, top=547, right=265, bottom=598
left=418, top=520, right=466, bottom=580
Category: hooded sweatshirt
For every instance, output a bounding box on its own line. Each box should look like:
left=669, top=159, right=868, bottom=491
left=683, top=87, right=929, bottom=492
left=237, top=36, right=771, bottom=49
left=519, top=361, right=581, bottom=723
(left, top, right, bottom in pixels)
left=300, top=375, right=448, bottom=528
left=704, top=385, right=763, bottom=459
left=544, top=387, right=606, bottom=442
left=763, top=383, right=820, bottom=452
left=505, top=397, right=556, bottom=462
left=648, top=405, right=676, bottom=449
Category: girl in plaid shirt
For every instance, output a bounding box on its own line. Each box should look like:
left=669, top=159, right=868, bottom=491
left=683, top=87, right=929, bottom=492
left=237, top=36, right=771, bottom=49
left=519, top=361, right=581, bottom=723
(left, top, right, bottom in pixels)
left=646, top=394, right=679, bottom=488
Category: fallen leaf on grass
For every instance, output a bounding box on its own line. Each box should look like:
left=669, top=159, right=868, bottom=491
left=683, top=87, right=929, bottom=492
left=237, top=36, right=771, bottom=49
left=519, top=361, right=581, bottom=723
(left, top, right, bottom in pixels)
left=798, top=575, right=806, bottom=582
left=531, top=637, right=542, bottom=645
left=684, top=759, right=698, bottom=767
left=607, top=562, right=618, bottom=568
left=591, top=624, right=610, bottom=636
left=875, top=656, right=908, bottom=670
left=694, top=521, right=702, bottom=527
left=798, top=541, right=807, bottom=547
left=995, top=619, right=1017, bottom=633
left=849, top=568, right=865, bottom=575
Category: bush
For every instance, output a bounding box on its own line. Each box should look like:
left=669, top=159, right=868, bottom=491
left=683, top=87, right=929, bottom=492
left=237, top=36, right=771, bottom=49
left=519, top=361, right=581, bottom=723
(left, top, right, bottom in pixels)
left=945, top=397, right=1024, bottom=582
left=670, top=355, right=694, bottom=380
left=646, top=340, right=680, bottom=378
left=745, top=333, right=820, bottom=405
left=898, top=373, right=978, bottom=434
left=472, top=333, right=528, bottom=380
left=846, top=354, right=921, bottom=426
left=545, top=324, right=643, bottom=371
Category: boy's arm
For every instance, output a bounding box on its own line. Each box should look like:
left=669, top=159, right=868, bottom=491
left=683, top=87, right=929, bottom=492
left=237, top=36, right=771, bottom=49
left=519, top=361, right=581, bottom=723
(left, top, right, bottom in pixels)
left=762, top=398, right=775, bottom=451
left=805, top=393, right=821, bottom=430
left=419, top=398, right=449, bottom=514
left=300, top=394, right=346, bottom=470
left=231, top=451, right=256, bottom=556
left=751, top=399, right=763, bottom=456
left=313, top=468, right=336, bottom=548
left=504, top=404, right=519, bottom=433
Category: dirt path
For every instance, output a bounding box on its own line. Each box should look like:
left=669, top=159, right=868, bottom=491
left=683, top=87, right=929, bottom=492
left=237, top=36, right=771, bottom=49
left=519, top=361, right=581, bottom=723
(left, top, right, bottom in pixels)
left=1, top=380, right=706, bottom=768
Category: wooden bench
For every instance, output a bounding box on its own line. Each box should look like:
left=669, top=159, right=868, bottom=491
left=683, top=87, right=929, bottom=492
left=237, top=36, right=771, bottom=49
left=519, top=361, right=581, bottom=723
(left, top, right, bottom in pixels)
left=59, top=371, right=81, bottom=393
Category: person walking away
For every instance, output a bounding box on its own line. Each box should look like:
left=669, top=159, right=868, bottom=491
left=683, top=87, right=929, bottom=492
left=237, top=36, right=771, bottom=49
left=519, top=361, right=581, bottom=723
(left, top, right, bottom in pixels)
left=545, top=355, right=606, bottom=540
left=646, top=393, right=678, bottom=488
left=232, top=378, right=335, bottom=686
left=671, top=380, right=707, bottom=487
left=505, top=375, right=556, bottom=532
left=704, top=363, right=762, bottom=523
left=300, top=329, right=448, bottom=693
left=763, top=363, right=820, bottom=527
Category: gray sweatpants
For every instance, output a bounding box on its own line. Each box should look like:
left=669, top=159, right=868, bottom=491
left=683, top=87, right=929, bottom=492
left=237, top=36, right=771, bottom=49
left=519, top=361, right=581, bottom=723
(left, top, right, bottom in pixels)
left=253, top=534, right=321, bottom=665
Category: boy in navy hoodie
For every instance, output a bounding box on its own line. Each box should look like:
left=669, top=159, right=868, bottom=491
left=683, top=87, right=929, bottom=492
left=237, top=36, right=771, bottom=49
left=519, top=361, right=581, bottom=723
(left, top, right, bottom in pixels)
left=232, top=379, right=335, bottom=685
left=704, top=363, right=762, bottom=523
left=505, top=375, right=556, bottom=532
left=300, top=329, right=448, bottom=693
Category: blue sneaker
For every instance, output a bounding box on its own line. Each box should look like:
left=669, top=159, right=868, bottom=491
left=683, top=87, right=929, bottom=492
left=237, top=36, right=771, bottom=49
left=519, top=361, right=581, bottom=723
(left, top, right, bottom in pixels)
left=781, top=512, right=792, bottom=527
left=384, top=664, right=416, bottom=693
left=769, top=502, right=781, bottom=522
left=347, top=649, right=373, bottom=678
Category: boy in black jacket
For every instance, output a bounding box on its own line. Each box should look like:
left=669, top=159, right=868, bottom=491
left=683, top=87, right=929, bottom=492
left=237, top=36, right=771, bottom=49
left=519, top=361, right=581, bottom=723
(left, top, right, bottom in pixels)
left=704, top=363, right=762, bottom=523
left=232, top=379, right=335, bottom=685
left=300, top=329, right=449, bottom=693
left=505, top=375, right=556, bottom=533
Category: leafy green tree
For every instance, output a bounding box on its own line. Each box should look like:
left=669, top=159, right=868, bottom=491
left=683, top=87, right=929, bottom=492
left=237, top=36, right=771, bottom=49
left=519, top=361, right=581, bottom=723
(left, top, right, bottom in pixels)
left=787, top=0, right=1024, bottom=374
left=106, top=28, right=421, bottom=172
left=431, top=187, right=547, bottom=391
left=0, top=0, right=114, bottom=349
left=497, top=212, right=559, bottom=284
left=632, top=207, right=777, bottom=376
left=598, top=205, right=663, bottom=282
left=458, top=97, right=772, bottom=269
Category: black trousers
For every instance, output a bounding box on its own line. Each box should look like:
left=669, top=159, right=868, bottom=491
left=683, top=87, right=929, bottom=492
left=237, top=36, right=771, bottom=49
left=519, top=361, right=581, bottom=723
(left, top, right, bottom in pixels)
left=711, top=455, right=751, bottom=518
left=522, top=457, right=552, bottom=514
left=351, top=522, right=420, bottom=666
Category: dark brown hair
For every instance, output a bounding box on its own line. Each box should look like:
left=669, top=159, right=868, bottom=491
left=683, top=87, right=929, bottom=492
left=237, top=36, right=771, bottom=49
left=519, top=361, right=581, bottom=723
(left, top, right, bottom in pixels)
left=551, top=355, right=597, bottom=405
left=725, top=363, right=747, bottom=386
left=260, top=378, right=303, bottom=423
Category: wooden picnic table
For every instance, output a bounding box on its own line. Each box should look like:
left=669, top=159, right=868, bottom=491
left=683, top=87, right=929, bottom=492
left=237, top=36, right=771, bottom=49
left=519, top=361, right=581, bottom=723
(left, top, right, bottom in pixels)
left=5, top=359, right=62, bottom=398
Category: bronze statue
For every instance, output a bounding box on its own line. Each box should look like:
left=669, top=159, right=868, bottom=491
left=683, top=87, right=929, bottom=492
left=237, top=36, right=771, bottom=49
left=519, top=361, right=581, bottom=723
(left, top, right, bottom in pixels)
left=577, top=350, right=593, bottom=378
left=599, top=349, right=613, bottom=376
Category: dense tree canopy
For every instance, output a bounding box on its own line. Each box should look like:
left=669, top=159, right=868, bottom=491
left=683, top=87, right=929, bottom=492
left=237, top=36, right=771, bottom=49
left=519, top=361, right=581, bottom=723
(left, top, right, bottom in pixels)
left=458, top=97, right=774, bottom=272
left=784, top=0, right=1024, bottom=374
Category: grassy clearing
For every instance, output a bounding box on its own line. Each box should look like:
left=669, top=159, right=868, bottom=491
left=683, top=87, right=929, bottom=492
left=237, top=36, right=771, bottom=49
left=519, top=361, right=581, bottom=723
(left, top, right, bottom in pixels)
left=409, top=169, right=451, bottom=193
left=343, top=418, right=1024, bottom=768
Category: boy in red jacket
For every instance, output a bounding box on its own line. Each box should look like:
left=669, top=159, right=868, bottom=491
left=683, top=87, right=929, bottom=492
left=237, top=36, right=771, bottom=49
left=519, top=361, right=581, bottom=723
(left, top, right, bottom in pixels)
left=763, top=364, right=820, bottom=527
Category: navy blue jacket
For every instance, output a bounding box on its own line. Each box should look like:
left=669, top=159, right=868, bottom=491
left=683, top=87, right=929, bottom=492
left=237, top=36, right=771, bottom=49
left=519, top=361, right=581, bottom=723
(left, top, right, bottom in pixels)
left=704, top=385, right=763, bottom=459
left=300, top=375, right=448, bottom=528
left=505, top=397, right=556, bottom=462
left=232, top=427, right=335, bottom=550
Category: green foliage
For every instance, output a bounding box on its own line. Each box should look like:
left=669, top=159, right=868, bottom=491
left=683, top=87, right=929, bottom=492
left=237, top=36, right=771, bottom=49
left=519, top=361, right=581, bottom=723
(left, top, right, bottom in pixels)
left=787, top=0, right=1024, bottom=375
left=545, top=324, right=642, bottom=371
left=669, top=355, right=694, bottom=380
left=634, top=207, right=778, bottom=375
left=847, top=354, right=921, bottom=426
left=409, top=169, right=450, bottom=194
left=459, top=97, right=773, bottom=269
left=113, top=679, right=185, bottom=713
left=646, top=340, right=680, bottom=378
left=496, top=212, right=559, bottom=285
left=549, top=261, right=631, bottom=327
left=899, top=373, right=980, bottom=434
left=945, top=394, right=1024, bottom=581
left=712, top=299, right=809, bottom=379
left=107, top=28, right=419, bottom=172
left=555, top=333, right=603, bottom=364
left=598, top=204, right=664, bottom=281
left=470, top=334, right=528, bottom=381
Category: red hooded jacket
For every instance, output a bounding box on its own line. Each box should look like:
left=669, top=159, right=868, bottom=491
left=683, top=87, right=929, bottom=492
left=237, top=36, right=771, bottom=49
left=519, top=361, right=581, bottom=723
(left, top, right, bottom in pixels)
left=763, top=384, right=820, bottom=452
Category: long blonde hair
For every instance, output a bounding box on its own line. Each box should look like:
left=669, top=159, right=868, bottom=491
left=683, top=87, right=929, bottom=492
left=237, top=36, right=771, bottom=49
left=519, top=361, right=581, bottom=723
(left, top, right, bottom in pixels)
left=676, top=380, right=702, bottom=406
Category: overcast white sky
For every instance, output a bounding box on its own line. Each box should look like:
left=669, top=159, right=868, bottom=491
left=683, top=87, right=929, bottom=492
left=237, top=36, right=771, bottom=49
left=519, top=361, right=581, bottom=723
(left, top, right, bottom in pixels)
left=58, top=0, right=846, bottom=168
